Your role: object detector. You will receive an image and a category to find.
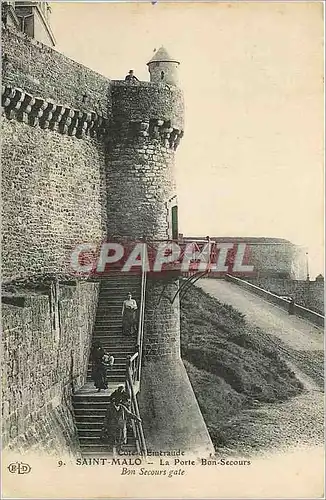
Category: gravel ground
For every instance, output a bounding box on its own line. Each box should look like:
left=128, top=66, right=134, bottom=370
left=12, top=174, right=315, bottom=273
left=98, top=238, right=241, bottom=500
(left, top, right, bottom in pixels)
left=216, top=388, right=324, bottom=458
left=194, top=279, right=324, bottom=458
left=215, top=332, right=324, bottom=458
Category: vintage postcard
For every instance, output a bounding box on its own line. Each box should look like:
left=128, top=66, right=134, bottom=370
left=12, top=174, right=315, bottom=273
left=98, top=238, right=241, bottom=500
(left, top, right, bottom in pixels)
left=1, top=0, right=324, bottom=498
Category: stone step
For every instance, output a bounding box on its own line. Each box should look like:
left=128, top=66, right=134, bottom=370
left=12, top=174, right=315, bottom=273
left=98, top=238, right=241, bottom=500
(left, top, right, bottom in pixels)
left=83, top=376, right=125, bottom=383
left=88, top=351, right=135, bottom=358
left=95, top=318, right=129, bottom=323
left=92, top=330, right=129, bottom=336
left=80, top=444, right=136, bottom=453
left=86, top=377, right=125, bottom=384
left=87, top=372, right=125, bottom=379
left=91, top=339, right=135, bottom=345
left=76, top=422, right=110, bottom=430
left=75, top=416, right=107, bottom=423
left=74, top=405, right=108, bottom=412
left=80, top=438, right=134, bottom=445
left=90, top=344, right=134, bottom=350
left=98, top=296, right=140, bottom=302
left=74, top=400, right=111, bottom=406
left=88, top=350, right=135, bottom=356
left=79, top=440, right=136, bottom=449
left=99, top=288, right=140, bottom=293
left=96, top=309, right=125, bottom=314
left=95, top=318, right=123, bottom=323
left=100, top=275, right=140, bottom=280
left=98, top=298, right=140, bottom=302
left=94, top=319, right=125, bottom=324
left=77, top=427, right=134, bottom=436
left=93, top=328, right=124, bottom=333
left=86, top=368, right=126, bottom=375
left=75, top=411, right=108, bottom=417
left=87, top=357, right=127, bottom=364
left=76, top=423, right=104, bottom=429
left=87, top=361, right=126, bottom=368
left=100, top=282, right=140, bottom=287
left=87, top=368, right=127, bottom=375
left=73, top=393, right=112, bottom=401
left=91, top=337, right=136, bottom=344
left=89, top=344, right=136, bottom=350
left=90, top=338, right=135, bottom=344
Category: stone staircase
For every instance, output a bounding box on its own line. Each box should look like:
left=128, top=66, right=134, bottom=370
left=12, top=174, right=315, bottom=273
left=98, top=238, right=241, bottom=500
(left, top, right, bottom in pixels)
left=73, top=274, right=141, bottom=457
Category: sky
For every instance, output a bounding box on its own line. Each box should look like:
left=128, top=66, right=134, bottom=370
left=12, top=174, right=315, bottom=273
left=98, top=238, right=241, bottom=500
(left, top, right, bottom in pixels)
left=50, top=1, right=324, bottom=277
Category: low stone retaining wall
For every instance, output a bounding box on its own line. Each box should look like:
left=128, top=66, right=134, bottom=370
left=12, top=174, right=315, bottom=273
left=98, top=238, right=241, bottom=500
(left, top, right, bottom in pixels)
left=225, top=275, right=324, bottom=328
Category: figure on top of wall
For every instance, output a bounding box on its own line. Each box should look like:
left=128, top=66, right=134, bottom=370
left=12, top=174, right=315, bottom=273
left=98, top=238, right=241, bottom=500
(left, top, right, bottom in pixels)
left=124, top=69, right=139, bottom=83
left=122, top=292, right=138, bottom=336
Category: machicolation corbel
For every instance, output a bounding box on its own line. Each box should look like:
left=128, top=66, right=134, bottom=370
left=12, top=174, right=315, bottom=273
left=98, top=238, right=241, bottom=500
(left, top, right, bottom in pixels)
left=127, top=117, right=184, bottom=149
left=1, top=85, right=108, bottom=140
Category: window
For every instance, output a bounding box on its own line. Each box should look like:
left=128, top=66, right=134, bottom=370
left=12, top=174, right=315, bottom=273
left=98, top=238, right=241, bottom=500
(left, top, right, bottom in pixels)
left=171, top=205, right=178, bottom=240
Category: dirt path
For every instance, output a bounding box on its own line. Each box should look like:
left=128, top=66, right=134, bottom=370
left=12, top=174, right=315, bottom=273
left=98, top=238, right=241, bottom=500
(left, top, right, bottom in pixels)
left=196, top=279, right=323, bottom=351
left=195, top=279, right=324, bottom=456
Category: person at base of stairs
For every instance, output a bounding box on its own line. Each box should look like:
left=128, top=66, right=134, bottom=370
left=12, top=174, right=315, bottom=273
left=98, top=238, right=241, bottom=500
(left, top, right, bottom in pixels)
left=100, top=401, right=141, bottom=454
left=109, top=385, right=130, bottom=406
left=122, top=292, right=138, bottom=336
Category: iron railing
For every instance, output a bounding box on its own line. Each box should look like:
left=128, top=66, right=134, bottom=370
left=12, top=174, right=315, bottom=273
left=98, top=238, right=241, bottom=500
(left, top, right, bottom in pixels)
left=125, top=242, right=147, bottom=457
left=136, top=244, right=147, bottom=383
left=125, top=353, right=147, bottom=457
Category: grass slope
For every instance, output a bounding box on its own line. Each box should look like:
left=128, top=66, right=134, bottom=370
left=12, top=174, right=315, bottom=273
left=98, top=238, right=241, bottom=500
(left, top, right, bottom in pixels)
left=180, top=283, right=304, bottom=450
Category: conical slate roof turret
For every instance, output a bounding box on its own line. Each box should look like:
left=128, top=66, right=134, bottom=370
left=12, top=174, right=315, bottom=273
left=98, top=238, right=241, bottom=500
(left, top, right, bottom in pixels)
left=147, top=46, right=180, bottom=65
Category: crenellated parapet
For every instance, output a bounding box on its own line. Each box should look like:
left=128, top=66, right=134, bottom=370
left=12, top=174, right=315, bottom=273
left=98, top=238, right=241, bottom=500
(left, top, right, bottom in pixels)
left=1, top=85, right=109, bottom=139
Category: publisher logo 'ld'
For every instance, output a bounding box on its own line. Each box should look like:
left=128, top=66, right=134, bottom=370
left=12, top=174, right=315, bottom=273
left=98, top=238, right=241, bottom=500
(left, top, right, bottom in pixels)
left=7, top=462, right=31, bottom=474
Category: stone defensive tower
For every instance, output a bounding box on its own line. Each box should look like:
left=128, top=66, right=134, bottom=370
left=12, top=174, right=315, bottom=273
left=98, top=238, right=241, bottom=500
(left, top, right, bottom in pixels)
left=108, top=51, right=214, bottom=455
left=147, top=46, right=180, bottom=86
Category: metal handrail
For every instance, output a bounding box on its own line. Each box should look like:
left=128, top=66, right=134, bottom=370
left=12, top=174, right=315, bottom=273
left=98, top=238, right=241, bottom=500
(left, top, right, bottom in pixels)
left=136, top=244, right=147, bottom=383
left=124, top=242, right=148, bottom=456
left=125, top=359, right=147, bottom=457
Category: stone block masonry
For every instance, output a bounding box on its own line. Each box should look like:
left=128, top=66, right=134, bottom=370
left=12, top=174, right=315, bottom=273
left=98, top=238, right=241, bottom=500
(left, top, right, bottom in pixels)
left=111, top=81, right=184, bottom=130
left=106, top=144, right=177, bottom=240
left=2, top=282, right=99, bottom=456
left=2, top=27, right=111, bottom=117
left=144, top=279, right=180, bottom=358
left=1, top=27, right=112, bottom=282
left=2, top=119, right=107, bottom=282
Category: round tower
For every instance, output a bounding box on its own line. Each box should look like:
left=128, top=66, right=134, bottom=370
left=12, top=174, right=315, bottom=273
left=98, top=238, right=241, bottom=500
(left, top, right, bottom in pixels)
left=107, top=54, right=213, bottom=456
left=147, top=46, right=180, bottom=86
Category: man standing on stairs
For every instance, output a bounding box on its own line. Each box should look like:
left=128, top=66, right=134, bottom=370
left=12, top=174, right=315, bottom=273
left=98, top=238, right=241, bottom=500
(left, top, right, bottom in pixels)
left=109, top=385, right=129, bottom=406
left=101, top=401, right=141, bottom=455
left=122, top=292, right=138, bottom=335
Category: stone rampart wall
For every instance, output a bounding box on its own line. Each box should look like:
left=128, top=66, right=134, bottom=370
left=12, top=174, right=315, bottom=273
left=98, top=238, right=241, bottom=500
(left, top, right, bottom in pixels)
left=2, top=27, right=111, bottom=116
left=2, top=282, right=99, bottom=455
left=2, top=118, right=107, bottom=281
